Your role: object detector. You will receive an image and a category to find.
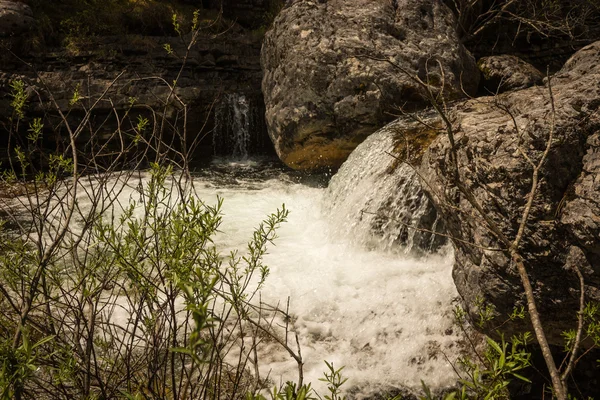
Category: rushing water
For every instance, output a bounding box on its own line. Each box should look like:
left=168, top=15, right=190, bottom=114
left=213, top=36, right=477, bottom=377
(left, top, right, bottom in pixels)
left=326, top=122, right=445, bottom=254
left=215, top=94, right=251, bottom=158
left=5, top=150, right=461, bottom=397
left=190, top=158, right=461, bottom=397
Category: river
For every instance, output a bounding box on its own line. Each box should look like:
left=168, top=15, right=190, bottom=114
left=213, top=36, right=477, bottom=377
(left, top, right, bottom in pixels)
left=188, top=157, right=461, bottom=397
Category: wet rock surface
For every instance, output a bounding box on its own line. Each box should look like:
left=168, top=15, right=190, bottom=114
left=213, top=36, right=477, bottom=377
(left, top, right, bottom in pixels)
left=261, top=0, right=479, bottom=170
left=420, top=41, right=600, bottom=344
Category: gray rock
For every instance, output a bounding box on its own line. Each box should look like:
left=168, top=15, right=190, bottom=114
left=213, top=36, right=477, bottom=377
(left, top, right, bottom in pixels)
left=0, top=1, right=34, bottom=37
left=478, top=55, right=544, bottom=93
left=419, top=41, right=600, bottom=344
left=561, top=131, right=600, bottom=271
left=261, top=0, right=479, bottom=170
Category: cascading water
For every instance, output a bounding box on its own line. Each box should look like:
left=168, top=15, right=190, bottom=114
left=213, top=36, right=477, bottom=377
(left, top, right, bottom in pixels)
left=195, top=158, right=461, bottom=397
left=13, top=124, right=461, bottom=397
left=326, top=119, right=445, bottom=253
left=213, top=93, right=267, bottom=158
left=213, top=93, right=251, bottom=158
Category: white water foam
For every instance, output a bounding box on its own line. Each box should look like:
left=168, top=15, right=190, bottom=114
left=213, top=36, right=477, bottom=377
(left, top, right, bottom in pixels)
left=6, top=158, right=461, bottom=397
left=326, top=121, right=444, bottom=254
left=190, top=161, right=461, bottom=397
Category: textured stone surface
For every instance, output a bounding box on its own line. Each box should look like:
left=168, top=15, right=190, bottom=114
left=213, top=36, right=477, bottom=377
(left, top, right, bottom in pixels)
left=478, top=54, right=544, bottom=93
left=561, top=132, right=600, bottom=259
left=0, top=33, right=269, bottom=157
left=0, top=0, right=34, bottom=36
left=261, top=0, right=479, bottom=170
left=420, top=41, right=600, bottom=344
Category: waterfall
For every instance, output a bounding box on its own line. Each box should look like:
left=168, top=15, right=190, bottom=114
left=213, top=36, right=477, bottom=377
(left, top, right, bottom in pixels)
left=214, top=93, right=250, bottom=158
left=202, top=162, right=459, bottom=396
left=213, top=93, right=271, bottom=158
left=325, top=118, right=445, bottom=253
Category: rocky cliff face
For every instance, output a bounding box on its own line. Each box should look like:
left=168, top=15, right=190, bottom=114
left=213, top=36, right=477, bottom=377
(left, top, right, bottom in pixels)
left=0, top=1, right=272, bottom=160
left=419, top=41, right=600, bottom=344
left=261, top=0, right=479, bottom=171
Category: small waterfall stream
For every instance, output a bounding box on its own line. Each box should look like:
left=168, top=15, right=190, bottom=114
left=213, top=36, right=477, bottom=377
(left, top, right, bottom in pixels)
left=198, top=157, right=460, bottom=397
left=213, top=93, right=270, bottom=158
left=326, top=120, right=445, bottom=253
left=13, top=119, right=461, bottom=397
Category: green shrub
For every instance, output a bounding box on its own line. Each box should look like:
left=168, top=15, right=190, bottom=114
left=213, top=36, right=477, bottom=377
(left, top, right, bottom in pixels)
left=0, top=76, right=294, bottom=399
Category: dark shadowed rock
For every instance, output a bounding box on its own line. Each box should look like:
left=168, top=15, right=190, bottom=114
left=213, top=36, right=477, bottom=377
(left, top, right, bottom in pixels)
left=0, top=33, right=268, bottom=157
left=0, top=0, right=34, bottom=37
left=261, top=0, right=479, bottom=170
left=420, top=41, right=600, bottom=344
left=478, top=54, right=544, bottom=93
left=561, top=132, right=600, bottom=261
left=202, top=0, right=273, bottom=29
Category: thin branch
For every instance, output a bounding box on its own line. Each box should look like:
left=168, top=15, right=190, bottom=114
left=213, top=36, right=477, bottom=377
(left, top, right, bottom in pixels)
left=560, top=264, right=586, bottom=385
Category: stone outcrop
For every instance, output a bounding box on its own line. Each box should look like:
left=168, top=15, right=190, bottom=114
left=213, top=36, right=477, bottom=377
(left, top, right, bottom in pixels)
left=261, top=0, right=479, bottom=171
left=419, top=41, right=600, bottom=344
left=477, top=55, right=544, bottom=93
left=0, top=1, right=34, bottom=37
left=0, top=32, right=270, bottom=157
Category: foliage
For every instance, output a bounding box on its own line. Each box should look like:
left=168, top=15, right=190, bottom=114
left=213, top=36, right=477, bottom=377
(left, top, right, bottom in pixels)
left=25, top=0, right=218, bottom=49
left=23, top=0, right=284, bottom=51
left=0, top=331, right=54, bottom=400
left=562, top=302, right=600, bottom=353
left=417, top=305, right=532, bottom=400
left=0, top=156, right=291, bottom=398
left=0, top=28, right=300, bottom=399
left=455, top=334, right=532, bottom=399
left=318, top=361, right=348, bottom=400
left=247, top=360, right=349, bottom=400
left=248, top=381, right=316, bottom=400
left=9, top=80, right=28, bottom=120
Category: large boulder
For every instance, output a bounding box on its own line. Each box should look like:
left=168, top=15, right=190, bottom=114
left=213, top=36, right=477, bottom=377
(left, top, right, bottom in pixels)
left=420, top=41, right=600, bottom=344
left=261, top=0, right=479, bottom=170
left=0, top=0, right=34, bottom=37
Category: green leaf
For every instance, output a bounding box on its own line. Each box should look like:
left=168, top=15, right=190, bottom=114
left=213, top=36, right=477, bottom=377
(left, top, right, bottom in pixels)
left=444, top=392, right=456, bottom=400
left=486, top=337, right=503, bottom=355
left=510, top=372, right=531, bottom=383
